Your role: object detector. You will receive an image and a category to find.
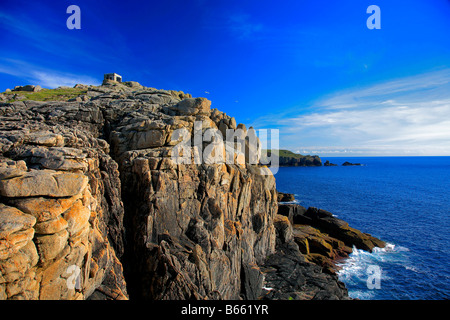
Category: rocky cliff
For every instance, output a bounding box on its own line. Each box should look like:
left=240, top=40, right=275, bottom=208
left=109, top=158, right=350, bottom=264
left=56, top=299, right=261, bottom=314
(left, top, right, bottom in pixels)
left=0, top=81, right=381, bottom=300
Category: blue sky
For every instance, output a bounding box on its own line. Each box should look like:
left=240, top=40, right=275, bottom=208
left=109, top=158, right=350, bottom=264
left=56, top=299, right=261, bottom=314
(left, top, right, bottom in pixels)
left=1, top=0, right=449, bottom=156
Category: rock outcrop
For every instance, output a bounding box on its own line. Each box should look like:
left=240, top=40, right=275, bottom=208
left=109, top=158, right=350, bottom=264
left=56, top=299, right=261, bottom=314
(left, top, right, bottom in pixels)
left=0, top=81, right=381, bottom=300
left=278, top=202, right=385, bottom=274
left=12, top=85, right=42, bottom=93
left=0, top=81, right=279, bottom=300
left=259, top=214, right=349, bottom=299
left=342, top=161, right=362, bottom=166
left=261, top=150, right=322, bottom=167
left=277, top=191, right=295, bottom=202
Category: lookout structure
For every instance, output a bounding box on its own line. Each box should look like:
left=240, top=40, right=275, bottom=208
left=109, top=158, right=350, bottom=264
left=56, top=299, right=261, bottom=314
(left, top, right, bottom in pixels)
left=103, top=73, right=122, bottom=83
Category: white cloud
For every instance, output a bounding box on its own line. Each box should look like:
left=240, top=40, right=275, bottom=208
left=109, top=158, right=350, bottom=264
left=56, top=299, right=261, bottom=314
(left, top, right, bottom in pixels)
left=0, top=59, right=100, bottom=88
left=315, top=69, right=450, bottom=111
left=254, top=69, right=450, bottom=156
left=30, top=71, right=99, bottom=88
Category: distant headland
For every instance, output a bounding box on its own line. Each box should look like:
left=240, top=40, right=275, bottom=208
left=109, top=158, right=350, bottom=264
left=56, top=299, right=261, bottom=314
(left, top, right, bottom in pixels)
left=261, top=150, right=364, bottom=167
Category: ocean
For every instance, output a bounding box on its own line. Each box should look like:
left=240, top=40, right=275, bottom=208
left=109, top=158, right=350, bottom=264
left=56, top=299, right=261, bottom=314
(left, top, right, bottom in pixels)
left=273, top=157, right=450, bottom=300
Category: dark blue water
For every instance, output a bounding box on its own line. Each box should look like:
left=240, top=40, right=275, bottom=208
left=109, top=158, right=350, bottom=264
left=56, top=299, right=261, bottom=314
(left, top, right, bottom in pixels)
left=273, top=157, right=450, bottom=300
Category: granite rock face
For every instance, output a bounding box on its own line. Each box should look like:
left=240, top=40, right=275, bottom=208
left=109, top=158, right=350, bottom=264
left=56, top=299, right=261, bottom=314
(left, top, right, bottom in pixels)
left=0, top=82, right=280, bottom=300
left=0, top=87, right=131, bottom=300
left=0, top=81, right=365, bottom=300
left=0, top=153, right=127, bottom=299
left=101, top=87, right=278, bottom=300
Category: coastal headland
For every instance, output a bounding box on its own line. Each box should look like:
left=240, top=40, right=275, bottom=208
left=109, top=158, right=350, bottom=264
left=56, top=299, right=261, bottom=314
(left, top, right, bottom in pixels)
left=0, top=81, right=384, bottom=300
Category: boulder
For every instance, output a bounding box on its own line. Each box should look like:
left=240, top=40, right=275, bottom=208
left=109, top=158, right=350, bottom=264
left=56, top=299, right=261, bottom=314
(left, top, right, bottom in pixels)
left=13, top=85, right=42, bottom=92
left=9, top=194, right=81, bottom=223
left=34, top=216, right=68, bottom=235
left=0, top=160, right=28, bottom=180
left=278, top=203, right=307, bottom=225
left=28, top=147, right=88, bottom=171
left=0, top=228, right=35, bottom=260
left=174, top=97, right=211, bottom=116
left=34, top=229, right=69, bottom=262
left=0, top=170, right=88, bottom=198
left=277, top=191, right=295, bottom=202
left=273, top=214, right=293, bottom=244
left=0, top=204, right=36, bottom=239
left=26, top=132, right=65, bottom=147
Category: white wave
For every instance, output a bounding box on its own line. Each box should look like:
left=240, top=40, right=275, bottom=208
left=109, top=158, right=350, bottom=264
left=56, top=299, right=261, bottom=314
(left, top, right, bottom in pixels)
left=279, top=199, right=301, bottom=204
left=373, top=243, right=409, bottom=253
left=404, top=265, right=420, bottom=273
left=336, top=243, right=411, bottom=299
left=348, top=290, right=375, bottom=300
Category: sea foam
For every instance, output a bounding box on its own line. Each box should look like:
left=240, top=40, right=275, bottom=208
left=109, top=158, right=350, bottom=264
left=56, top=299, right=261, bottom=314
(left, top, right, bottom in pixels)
left=336, top=243, right=413, bottom=299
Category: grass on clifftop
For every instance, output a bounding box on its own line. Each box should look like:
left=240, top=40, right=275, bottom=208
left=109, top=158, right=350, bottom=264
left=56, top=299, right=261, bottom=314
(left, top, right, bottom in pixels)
left=1, top=87, right=87, bottom=102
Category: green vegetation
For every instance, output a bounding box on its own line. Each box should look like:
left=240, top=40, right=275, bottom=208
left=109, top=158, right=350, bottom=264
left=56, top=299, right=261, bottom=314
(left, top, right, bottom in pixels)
left=1, top=87, right=87, bottom=102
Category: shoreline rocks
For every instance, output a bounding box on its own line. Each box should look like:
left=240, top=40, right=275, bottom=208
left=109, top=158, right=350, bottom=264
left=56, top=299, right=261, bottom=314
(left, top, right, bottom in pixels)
left=277, top=191, right=295, bottom=202
left=277, top=201, right=385, bottom=275
left=259, top=214, right=349, bottom=300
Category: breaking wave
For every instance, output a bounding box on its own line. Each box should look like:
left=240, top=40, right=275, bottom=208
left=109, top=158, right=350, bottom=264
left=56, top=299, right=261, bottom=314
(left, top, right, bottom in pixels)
left=336, top=243, right=414, bottom=300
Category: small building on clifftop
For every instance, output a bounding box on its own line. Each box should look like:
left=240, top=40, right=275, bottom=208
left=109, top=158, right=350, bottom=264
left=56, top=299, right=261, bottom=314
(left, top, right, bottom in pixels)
left=103, top=73, right=122, bottom=83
